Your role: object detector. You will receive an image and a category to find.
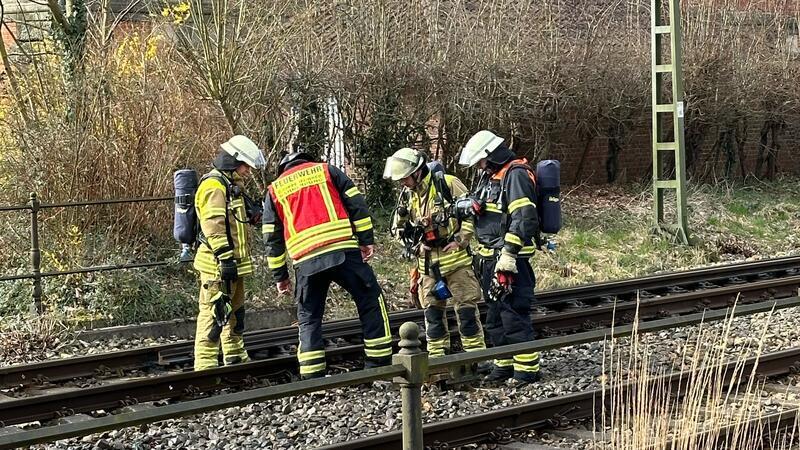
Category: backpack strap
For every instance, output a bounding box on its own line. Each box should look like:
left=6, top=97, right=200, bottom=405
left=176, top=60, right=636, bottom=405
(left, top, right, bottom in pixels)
left=197, top=170, right=235, bottom=260
left=499, top=162, right=536, bottom=237
left=431, top=170, right=453, bottom=204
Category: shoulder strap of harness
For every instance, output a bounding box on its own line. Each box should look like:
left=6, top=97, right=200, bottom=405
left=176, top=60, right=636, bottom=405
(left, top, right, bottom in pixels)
left=198, top=170, right=235, bottom=260
left=430, top=170, right=453, bottom=205
left=499, top=162, right=536, bottom=235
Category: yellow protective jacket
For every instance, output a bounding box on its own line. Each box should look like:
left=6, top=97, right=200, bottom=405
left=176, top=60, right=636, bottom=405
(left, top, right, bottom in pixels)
left=193, top=169, right=254, bottom=277
left=391, top=172, right=474, bottom=276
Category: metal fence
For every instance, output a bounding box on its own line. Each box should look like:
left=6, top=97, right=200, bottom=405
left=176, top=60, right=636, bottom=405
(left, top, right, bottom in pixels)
left=0, top=192, right=176, bottom=314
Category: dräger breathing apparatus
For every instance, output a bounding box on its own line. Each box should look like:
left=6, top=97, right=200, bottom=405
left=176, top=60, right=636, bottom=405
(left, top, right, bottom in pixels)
left=466, top=159, right=563, bottom=302
left=173, top=169, right=263, bottom=263
left=391, top=161, right=469, bottom=302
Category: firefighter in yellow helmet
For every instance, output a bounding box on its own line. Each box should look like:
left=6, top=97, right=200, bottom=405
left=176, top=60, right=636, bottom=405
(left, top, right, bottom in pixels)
left=383, top=148, right=486, bottom=358
left=193, top=135, right=265, bottom=371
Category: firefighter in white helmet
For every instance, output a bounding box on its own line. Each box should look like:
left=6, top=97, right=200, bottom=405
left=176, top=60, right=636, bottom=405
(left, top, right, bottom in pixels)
left=193, top=135, right=265, bottom=371
left=459, top=130, right=542, bottom=385
left=383, top=148, right=487, bottom=359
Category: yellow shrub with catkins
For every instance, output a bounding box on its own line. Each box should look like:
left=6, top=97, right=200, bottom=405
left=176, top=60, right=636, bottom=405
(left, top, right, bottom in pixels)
left=161, top=1, right=191, bottom=25
left=113, top=32, right=163, bottom=78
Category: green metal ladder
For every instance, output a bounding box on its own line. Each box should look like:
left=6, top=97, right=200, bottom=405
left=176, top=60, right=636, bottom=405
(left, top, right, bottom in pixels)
left=652, top=0, right=690, bottom=244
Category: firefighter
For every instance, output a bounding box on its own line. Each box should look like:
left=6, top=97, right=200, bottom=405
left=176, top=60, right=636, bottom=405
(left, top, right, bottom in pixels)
left=458, top=130, right=542, bottom=384
left=263, top=152, right=393, bottom=379
left=383, top=148, right=486, bottom=358
left=193, top=135, right=265, bottom=371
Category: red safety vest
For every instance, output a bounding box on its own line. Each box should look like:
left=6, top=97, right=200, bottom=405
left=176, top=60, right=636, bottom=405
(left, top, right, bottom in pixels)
left=268, top=162, right=356, bottom=262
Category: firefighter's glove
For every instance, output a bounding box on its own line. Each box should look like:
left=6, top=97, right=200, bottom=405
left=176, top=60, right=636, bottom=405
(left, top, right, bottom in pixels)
left=219, top=258, right=238, bottom=282
left=489, top=272, right=514, bottom=302
left=208, top=293, right=233, bottom=341
left=495, top=249, right=519, bottom=274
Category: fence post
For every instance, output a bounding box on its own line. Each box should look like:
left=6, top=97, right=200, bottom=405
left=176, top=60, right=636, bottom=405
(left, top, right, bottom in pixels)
left=393, top=321, right=428, bottom=450
left=29, top=192, right=42, bottom=315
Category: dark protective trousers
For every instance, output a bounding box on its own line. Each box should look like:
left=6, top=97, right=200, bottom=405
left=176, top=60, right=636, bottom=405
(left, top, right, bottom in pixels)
left=295, top=251, right=392, bottom=377
left=479, top=256, right=541, bottom=375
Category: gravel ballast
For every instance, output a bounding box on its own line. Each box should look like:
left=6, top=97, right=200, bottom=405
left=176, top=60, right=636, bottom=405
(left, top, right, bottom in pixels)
left=20, top=303, right=800, bottom=450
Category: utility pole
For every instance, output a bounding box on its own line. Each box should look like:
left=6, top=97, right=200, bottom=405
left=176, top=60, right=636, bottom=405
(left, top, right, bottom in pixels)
left=651, top=0, right=690, bottom=244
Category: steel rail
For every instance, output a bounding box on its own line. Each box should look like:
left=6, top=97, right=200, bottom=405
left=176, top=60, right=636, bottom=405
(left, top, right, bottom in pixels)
left=0, top=261, right=174, bottom=281
left=2, top=296, right=799, bottom=429
left=320, top=346, right=800, bottom=449
left=158, top=255, right=800, bottom=363
left=0, top=365, right=407, bottom=450
left=2, top=258, right=799, bottom=388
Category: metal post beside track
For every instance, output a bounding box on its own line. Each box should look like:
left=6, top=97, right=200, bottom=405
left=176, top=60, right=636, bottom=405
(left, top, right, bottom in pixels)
left=393, top=322, right=428, bottom=450
left=29, top=192, right=42, bottom=315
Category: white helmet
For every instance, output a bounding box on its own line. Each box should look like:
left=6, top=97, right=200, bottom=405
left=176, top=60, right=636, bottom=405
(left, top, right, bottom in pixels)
left=220, top=135, right=266, bottom=169
left=382, top=148, right=425, bottom=181
left=458, top=130, right=505, bottom=168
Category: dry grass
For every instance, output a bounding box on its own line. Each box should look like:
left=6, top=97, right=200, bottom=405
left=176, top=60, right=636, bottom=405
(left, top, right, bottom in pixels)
left=535, top=177, right=800, bottom=291
left=0, top=314, right=73, bottom=365
left=596, top=299, right=800, bottom=449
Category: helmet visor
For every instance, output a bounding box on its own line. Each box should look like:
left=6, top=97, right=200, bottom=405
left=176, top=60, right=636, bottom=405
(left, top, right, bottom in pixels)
left=383, top=156, right=416, bottom=181
left=251, top=150, right=266, bottom=169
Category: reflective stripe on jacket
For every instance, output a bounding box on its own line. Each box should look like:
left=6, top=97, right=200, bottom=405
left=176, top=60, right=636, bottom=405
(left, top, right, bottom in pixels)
left=193, top=169, right=254, bottom=277
left=392, top=172, right=474, bottom=276
left=473, top=159, right=539, bottom=258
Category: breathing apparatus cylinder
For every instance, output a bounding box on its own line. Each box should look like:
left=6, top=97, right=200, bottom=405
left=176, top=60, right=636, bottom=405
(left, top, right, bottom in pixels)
left=173, top=169, right=199, bottom=262
left=535, top=160, right=562, bottom=234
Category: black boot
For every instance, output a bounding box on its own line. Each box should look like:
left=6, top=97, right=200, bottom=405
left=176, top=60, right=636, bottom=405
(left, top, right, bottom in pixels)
left=483, top=365, right=513, bottom=383
left=512, top=370, right=541, bottom=385
left=475, top=361, right=494, bottom=375
left=301, top=371, right=325, bottom=380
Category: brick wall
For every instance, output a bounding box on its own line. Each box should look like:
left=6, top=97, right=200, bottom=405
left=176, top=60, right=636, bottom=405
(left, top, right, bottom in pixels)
left=545, top=115, right=800, bottom=184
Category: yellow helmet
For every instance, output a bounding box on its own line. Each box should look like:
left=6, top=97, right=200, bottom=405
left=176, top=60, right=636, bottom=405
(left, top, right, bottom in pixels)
left=382, top=148, right=425, bottom=181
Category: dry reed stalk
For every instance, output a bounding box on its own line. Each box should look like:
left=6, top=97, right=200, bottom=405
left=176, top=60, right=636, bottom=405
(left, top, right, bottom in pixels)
left=597, top=296, right=800, bottom=449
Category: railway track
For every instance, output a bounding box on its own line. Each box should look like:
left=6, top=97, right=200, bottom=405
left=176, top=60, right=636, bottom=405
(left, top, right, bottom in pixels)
left=2, top=295, right=800, bottom=449
left=322, top=347, right=800, bottom=449
left=2, top=257, right=800, bottom=434
left=3, top=256, right=799, bottom=388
